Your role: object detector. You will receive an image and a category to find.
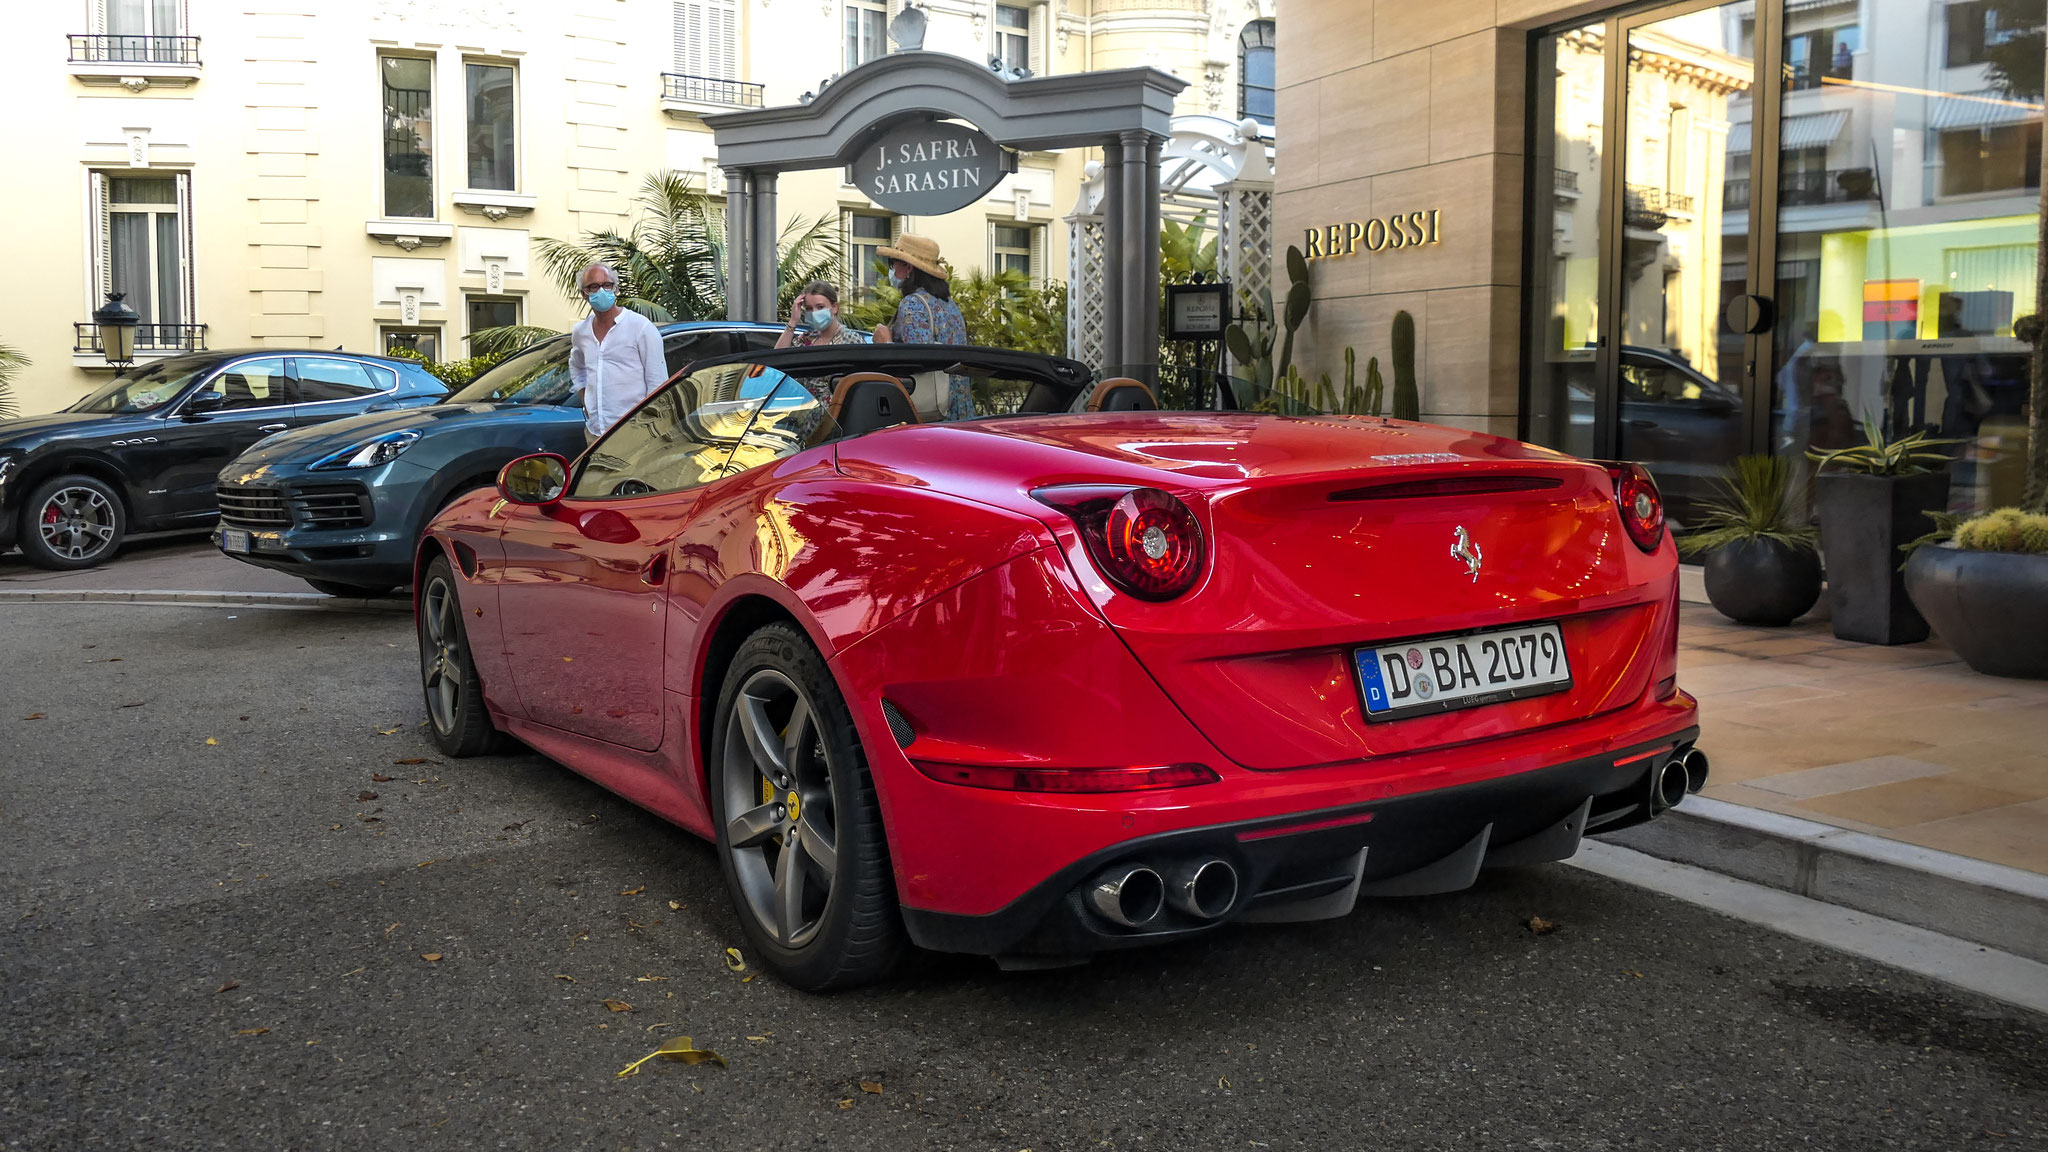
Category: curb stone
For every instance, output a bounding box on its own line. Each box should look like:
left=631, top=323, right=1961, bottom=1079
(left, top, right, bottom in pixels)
left=1602, top=795, right=2048, bottom=964
left=0, top=588, right=409, bottom=613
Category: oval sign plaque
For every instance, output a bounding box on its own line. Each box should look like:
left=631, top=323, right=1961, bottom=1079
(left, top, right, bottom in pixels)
left=852, top=120, right=1006, bottom=216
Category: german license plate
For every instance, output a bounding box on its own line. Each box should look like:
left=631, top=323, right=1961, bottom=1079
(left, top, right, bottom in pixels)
left=1355, top=622, right=1571, bottom=721
left=219, top=528, right=251, bottom=554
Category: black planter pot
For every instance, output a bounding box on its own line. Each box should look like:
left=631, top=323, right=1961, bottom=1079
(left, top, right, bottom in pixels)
left=1701, top=538, right=1823, bottom=626
left=1903, top=547, right=2048, bottom=678
left=1813, top=471, right=1950, bottom=645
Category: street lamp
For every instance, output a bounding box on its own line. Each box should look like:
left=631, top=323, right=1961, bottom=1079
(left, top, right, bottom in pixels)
left=92, top=291, right=141, bottom=368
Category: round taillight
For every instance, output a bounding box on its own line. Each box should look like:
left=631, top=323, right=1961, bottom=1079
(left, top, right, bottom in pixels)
left=1103, top=488, right=1204, bottom=599
left=1031, top=484, right=1207, bottom=601
left=1606, top=462, right=1666, bottom=553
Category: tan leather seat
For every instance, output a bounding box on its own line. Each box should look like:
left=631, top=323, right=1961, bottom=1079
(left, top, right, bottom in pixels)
left=827, top=372, right=919, bottom=436
left=1084, top=377, right=1158, bottom=412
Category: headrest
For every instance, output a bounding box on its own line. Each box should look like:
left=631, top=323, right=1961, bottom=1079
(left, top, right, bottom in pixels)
left=828, top=372, right=919, bottom=437
left=1084, top=377, right=1157, bottom=412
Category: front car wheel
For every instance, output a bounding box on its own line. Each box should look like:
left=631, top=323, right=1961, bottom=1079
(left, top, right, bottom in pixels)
left=710, top=623, right=904, bottom=991
left=20, top=475, right=126, bottom=570
left=417, top=555, right=502, bottom=757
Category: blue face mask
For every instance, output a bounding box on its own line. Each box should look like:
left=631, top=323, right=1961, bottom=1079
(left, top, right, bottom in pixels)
left=803, top=307, right=833, bottom=331
left=888, top=271, right=908, bottom=292
left=587, top=288, right=617, bottom=312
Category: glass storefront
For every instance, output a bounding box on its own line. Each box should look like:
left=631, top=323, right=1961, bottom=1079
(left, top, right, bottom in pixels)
left=1526, top=0, right=2043, bottom=524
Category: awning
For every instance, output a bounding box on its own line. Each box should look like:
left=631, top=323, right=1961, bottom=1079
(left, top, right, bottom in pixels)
left=1727, top=121, right=1751, bottom=153
left=1930, top=89, right=2042, bottom=132
left=1780, top=109, right=1849, bottom=150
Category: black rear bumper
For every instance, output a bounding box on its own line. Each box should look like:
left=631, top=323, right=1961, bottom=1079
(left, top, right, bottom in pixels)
left=899, top=729, right=1701, bottom=959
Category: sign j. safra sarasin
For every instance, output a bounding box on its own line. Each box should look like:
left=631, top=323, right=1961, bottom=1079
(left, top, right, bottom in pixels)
left=853, top=120, right=1010, bottom=216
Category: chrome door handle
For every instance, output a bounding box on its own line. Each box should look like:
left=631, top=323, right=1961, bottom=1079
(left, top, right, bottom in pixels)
left=258, top=423, right=289, bottom=433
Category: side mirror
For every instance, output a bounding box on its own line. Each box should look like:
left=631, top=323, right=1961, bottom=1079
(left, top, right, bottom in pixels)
left=182, top=391, right=225, bottom=418
left=499, top=453, right=569, bottom=506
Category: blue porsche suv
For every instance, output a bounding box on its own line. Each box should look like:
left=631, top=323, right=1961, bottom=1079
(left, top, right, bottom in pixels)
left=213, top=322, right=779, bottom=595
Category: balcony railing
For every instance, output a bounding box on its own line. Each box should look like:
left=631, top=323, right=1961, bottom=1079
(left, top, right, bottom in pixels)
left=68, top=34, right=201, bottom=66
left=73, top=322, right=209, bottom=355
left=1623, top=184, right=1672, bottom=229
left=1781, top=167, right=1880, bottom=206
left=660, top=72, right=764, bottom=109
left=1554, top=168, right=1579, bottom=193
left=1725, top=178, right=1750, bottom=210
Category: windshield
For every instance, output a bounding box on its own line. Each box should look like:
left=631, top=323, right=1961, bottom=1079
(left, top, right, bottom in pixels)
left=67, top=357, right=217, bottom=414
left=446, top=339, right=574, bottom=406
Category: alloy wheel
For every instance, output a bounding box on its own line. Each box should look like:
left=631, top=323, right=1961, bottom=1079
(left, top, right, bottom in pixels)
left=38, top=486, right=117, bottom=563
left=721, top=669, right=839, bottom=949
left=420, top=575, right=463, bottom=734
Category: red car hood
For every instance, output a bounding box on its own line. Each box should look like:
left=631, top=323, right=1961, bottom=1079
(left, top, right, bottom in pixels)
left=835, top=414, right=1675, bottom=771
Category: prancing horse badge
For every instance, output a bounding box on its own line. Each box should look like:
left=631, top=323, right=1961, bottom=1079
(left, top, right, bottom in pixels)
left=1451, top=525, right=1483, bottom=582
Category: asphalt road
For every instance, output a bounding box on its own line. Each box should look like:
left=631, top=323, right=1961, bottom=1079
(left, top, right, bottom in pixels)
left=2, top=603, right=2043, bottom=1152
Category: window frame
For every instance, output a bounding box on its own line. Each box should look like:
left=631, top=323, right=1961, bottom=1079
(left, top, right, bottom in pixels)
left=291, top=355, right=402, bottom=408
left=845, top=0, right=888, bottom=74
left=184, top=354, right=297, bottom=415
left=381, top=326, right=444, bottom=363
left=465, top=293, right=524, bottom=341
left=380, top=53, right=437, bottom=221
left=462, top=58, right=519, bottom=194
left=675, top=0, right=741, bottom=81
left=995, top=3, right=1031, bottom=73
left=1238, top=19, right=1276, bottom=126
left=845, top=210, right=896, bottom=294
left=89, top=169, right=194, bottom=333
left=99, top=0, right=186, bottom=37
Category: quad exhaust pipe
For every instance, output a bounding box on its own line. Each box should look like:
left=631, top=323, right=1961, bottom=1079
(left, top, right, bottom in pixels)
left=1650, top=747, right=1711, bottom=815
left=1167, top=858, right=1239, bottom=921
left=1088, top=864, right=1166, bottom=928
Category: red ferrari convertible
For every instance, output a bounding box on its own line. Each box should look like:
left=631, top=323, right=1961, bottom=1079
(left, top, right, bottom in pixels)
left=415, top=346, right=1705, bottom=990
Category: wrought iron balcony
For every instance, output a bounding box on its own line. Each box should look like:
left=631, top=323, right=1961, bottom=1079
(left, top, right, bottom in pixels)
left=68, top=34, right=201, bottom=66
left=660, top=72, right=764, bottom=109
left=1623, top=184, right=1672, bottom=229
left=1725, top=178, right=1751, bottom=211
left=1554, top=168, right=1579, bottom=193
left=1780, top=167, right=1880, bottom=206
left=73, top=322, right=209, bottom=355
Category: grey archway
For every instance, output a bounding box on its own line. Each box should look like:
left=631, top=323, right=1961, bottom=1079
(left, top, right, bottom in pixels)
left=704, top=51, right=1185, bottom=371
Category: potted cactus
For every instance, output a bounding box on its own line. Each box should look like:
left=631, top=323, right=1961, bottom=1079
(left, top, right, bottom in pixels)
left=1807, top=419, right=1957, bottom=645
left=1677, top=455, right=1821, bottom=626
left=1903, top=508, right=2048, bottom=679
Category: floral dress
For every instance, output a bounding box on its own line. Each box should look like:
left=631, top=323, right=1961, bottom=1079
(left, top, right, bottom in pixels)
left=889, top=289, right=974, bottom=420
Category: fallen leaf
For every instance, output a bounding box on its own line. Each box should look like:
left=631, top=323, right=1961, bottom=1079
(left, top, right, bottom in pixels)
left=554, top=974, right=577, bottom=983
left=626, top=919, right=645, bottom=931
left=616, top=1036, right=725, bottom=1078
left=724, top=948, right=746, bottom=973
left=859, top=1080, right=883, bottom=1095
left=370, top=773, right=395, bottom=782
left=416, top=860, right=435, bottom=868
left=1527, top=916, right=1559, bottom=935
left=746, top=1035, right=771, bottom=1043
left=105, top=657, right=121, bottom=662
left=836, top=1099, right=855, bottom=1111
left=569, top=706, right=585, bottom=715
left=576, top=814, right=599, bottom=826
left=385, top=922, right=400, bottom=937
left=377, top=727, right=401, bottom=736
left=421, top=953, right=443, bottom=962
left=235, top=1028, right=270, bottom=1036
left=21, top=714, right=44, bottom=721
left=119, top=701, right=145, bottom=708
left=635, top=975, right=667, bottom=983
left=1219, top=1076, right=1231, bottom=1089
left=503, top=821, right=527, bottom=832
left=620, top=886, right=644, bottom=896
left=216, top=981, right=239, bottom=994
left=1625, top=970, right=1644, bottom=979
left=562, top=656, right=573, bottom=662
left=603, top=999, right=633, bottom=1013
left=238, top=715, right=249, bottom=721
left=357, top=791, right=379, bottom=802
left=741, top=974, right=755, bottom=983
left=204, top=737, right=219, bottom=746
left=668, top=900, right=681, bottom=911
left=392, top=758, right=430, bottom=766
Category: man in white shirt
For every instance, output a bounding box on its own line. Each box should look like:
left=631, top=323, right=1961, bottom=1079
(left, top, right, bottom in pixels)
left=568, top=263, right=669, bottom=444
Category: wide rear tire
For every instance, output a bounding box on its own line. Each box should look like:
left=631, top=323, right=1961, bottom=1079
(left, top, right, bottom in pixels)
left=417, top=556, right=503, bottom=757
left=709, top=623, right=905, bottom=991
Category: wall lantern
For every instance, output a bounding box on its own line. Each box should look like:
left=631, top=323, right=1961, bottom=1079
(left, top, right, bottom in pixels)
left=92, top=292, right=142, bottom=368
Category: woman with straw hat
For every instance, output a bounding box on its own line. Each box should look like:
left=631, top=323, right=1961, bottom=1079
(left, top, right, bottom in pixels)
left=872, top=233, right=972, bottom=421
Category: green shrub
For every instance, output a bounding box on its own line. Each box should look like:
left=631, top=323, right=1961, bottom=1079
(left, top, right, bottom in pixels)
left=385, top=345, right=512, bottom=389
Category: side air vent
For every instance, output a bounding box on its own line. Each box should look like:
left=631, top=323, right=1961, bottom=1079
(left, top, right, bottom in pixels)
left=880, top=699, right=915, bottom=749
left=1329, top=475, right=1564, bottom=502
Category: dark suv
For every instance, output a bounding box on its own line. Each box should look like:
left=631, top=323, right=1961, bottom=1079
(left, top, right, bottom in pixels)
left=0, top=350, right=447, bottom=568
left=214, top=322, right=780, bottom=595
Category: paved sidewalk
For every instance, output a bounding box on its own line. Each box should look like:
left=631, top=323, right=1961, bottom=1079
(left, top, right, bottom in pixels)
left=0, top=535, right=308, bottom=594
left=1678, top=597, right=2048, bottom=877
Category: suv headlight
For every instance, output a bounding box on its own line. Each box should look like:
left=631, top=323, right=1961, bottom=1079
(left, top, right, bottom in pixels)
left=310, top=429, right=422, bottom=470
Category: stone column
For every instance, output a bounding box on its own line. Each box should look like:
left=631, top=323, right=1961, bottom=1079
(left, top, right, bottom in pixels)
left=752, top=171, right=780, bottom=323
left=1117, top=129, right=1153, bottom=373
left=724, top=168, right=750, bottom=322
left=1139, top=132, right=1164, bottom=384
left=1100, top=137, right=1125, bottom=373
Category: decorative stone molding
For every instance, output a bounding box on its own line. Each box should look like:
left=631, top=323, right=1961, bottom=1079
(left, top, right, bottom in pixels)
left=68, top=63, right=202, bottom=89
left=365, top=220, right=455, bottom=250
left=451, top=191, right=537, bottom=220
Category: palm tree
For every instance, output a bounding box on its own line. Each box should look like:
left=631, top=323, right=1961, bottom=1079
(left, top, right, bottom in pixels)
left=0, top=342, right=27, bottom=420
left=471, top=173, right=842, bottom=356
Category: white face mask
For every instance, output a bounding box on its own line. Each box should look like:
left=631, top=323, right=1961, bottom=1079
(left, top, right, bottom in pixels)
left=888, top=270, right=909, bottom=292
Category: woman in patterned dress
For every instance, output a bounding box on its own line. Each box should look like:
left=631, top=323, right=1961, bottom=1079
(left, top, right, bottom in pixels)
left=871, top=234, right=973, bottom=421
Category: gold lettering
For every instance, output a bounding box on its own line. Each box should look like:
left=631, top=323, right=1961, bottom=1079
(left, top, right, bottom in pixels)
left=1342, top=221, right=1363, bottom=255
left=1386, top=216, right=1406, bottom=249
left=1428, top=209, right=1440, bottom=244
left=1304, top=227, right=1323, bottom=260
left=1325, top=224, right=1343, bottom=256
left=1406, top=211, right=1427, bottom=246
left=1364, top=219, right=1387, bottom=251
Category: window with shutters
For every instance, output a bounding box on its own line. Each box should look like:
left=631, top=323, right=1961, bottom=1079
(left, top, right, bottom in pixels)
left=675, top=0, right=740, bottom=81
left=846, top=0, right=888, bottom=73
left=74, top=0, right=200, bottom=73
left=991, top=223, right=1042, bottom=284
left=86, top=170, right=198, bottom=349
left=995, top=5, right=1030, bottom=73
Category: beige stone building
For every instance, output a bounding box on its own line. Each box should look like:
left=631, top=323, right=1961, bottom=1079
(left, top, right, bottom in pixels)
left=3, top=0, right=1275, bottom=416
left=1277, top=0, right=2042, bottom=518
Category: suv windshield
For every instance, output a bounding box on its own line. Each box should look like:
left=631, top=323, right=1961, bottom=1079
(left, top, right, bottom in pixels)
left=67, top=356, right=217, bottom=414
left=445, top=339, right=574, bottom=406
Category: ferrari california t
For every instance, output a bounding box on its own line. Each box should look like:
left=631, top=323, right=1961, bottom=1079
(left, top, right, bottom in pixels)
left=415, top=345, right=1705, bottom=990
